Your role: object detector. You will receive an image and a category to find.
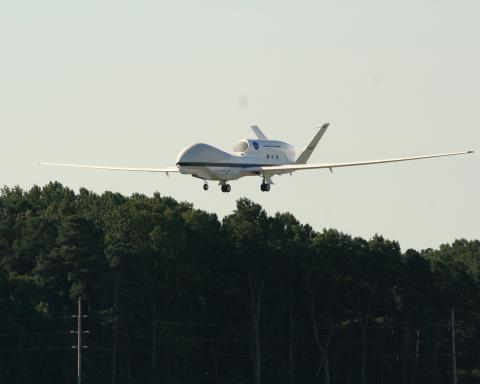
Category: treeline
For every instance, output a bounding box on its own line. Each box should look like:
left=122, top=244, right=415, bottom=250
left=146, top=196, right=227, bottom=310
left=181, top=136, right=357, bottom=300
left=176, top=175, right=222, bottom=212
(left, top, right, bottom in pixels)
left=0, top=182, right=479, bottom=384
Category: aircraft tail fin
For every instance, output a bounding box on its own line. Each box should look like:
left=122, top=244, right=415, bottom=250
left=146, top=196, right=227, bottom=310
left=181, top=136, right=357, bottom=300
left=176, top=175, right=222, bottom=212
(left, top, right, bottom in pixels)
left=295, top=123, right=329, bottom=164
left=251, top=126, right=268, bottom=140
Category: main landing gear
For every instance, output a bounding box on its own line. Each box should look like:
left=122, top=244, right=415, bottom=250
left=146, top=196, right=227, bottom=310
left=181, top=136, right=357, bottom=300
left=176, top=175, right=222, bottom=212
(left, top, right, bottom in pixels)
left=260, top=183, right=270, bottom=192
left=203, top=183, right=209, bottom=191
left=221, top=184, right=231, bottom=193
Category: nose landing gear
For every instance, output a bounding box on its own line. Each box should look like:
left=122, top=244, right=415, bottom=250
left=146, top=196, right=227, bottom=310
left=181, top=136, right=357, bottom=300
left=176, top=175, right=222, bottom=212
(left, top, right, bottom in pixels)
left=203, top=182, right=209, bottom=191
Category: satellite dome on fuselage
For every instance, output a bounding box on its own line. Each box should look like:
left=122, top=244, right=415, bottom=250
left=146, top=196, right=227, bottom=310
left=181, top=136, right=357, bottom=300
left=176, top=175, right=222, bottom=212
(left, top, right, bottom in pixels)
left=176, top=143, right=230, bottom=165
left=234, top=139, right=295, bottom=157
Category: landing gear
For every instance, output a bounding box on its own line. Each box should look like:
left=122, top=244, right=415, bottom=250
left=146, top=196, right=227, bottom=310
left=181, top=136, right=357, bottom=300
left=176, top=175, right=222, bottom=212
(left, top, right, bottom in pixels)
left=221, top=184, right=231, bottom=193
left=260, top=183, right=270, bottom=192
left=203, top=183, right=209, bottom=191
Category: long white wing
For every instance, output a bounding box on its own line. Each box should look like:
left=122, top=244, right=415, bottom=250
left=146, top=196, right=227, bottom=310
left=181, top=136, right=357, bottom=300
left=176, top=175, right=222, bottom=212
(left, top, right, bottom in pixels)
left=249, top=151, right=474, bottom=174
left=39, top=162, right=179, bottom=174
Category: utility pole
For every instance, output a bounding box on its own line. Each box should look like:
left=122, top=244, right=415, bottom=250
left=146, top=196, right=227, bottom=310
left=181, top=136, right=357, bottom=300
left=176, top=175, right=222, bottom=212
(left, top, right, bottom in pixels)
left=451, top=307, right=457, bottom=384
left=77, top=297, right=82, bottom=384
left=72, top=297, right=89, bottom=384
left=152, top=298, right=157, bottom=384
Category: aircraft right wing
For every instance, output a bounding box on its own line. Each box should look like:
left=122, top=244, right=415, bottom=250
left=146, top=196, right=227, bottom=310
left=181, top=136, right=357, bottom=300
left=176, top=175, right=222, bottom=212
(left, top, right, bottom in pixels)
left=250, top=150, right=474, bottom=175
left=39, top=162, right=179, bottom=175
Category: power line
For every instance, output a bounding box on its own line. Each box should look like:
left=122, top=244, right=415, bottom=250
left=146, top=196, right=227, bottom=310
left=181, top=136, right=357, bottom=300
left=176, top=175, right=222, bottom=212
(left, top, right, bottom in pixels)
left=0, top=331, right=70, bottom=337
left=0, top=347, right=70, bottom=352
left=101, top=317, right=458, bottom=330
left=113, top=333, right=468, bottom=345
left=0, top=315, right=72, bottom=322
left=88, top=346, right=480, bottom=360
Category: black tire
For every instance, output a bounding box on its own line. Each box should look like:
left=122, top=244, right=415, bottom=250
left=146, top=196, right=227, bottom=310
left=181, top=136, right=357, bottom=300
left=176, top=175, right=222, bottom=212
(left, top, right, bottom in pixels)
left=225, top=184, right=231, bottom=193
left=221, top=185, right=226, bottom=192
left=203, top=184, right=209, bottom=191
left=265, top=184, right=270, bottom=192
left=260, top=184, right=265, bottom=192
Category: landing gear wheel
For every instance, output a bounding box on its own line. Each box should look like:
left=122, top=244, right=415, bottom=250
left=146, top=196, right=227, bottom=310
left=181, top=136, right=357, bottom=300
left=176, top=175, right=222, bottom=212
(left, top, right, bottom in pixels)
left=260, top=183, right=270, bottom=192
left=221, top=184, right=231, bottom=193
left=203, top=183, right=209, bottom=191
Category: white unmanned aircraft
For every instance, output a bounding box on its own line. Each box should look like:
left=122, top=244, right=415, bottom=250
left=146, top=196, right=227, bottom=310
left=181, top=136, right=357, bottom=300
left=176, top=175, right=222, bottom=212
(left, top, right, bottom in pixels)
left=41, top=124, right=473, bottom=192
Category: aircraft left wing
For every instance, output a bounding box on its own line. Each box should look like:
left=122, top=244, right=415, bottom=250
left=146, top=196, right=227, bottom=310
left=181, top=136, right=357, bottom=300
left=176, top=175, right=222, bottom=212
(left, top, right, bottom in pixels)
left=248, top=150, right=474, bottom=174
left=39, top=162, right=179, bottom=174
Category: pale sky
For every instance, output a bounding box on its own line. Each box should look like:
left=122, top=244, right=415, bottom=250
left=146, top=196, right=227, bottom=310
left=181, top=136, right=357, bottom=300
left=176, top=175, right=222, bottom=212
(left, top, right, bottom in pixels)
left=1, top=0, right=478, bottom=250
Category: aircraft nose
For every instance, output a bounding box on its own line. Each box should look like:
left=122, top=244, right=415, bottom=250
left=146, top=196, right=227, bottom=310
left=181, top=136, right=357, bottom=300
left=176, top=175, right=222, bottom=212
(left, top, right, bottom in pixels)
left=176, top=143, right=204, bottom=164
left=176, top=143, right=229, bottom=165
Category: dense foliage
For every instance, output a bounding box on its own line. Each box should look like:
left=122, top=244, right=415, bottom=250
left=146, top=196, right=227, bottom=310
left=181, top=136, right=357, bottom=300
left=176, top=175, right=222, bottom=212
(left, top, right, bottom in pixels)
left=0, top=182, right=478, bottom=384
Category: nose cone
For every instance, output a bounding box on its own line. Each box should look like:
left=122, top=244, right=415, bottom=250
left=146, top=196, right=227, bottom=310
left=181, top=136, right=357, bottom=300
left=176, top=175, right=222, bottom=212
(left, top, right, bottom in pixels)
left=176, top=143, right=230, bottom=164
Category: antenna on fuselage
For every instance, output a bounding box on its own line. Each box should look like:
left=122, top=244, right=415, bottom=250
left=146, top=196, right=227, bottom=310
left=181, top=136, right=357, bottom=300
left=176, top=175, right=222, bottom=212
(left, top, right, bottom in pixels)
left=251, top=126, right=268, bottom=140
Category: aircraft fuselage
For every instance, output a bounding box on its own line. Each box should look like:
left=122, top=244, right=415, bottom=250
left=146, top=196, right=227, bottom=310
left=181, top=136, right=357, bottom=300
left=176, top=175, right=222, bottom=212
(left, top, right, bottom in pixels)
left=176, top=140, right=295, bottom=181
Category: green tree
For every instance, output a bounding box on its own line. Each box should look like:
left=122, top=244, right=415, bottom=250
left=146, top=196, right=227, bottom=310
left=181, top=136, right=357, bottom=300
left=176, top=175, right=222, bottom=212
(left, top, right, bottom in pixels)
left=222, top=199, right=273, bottom=384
